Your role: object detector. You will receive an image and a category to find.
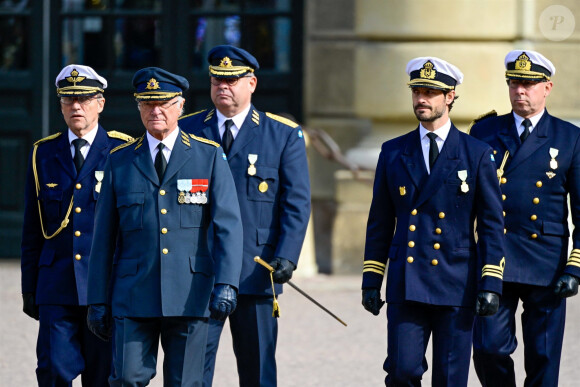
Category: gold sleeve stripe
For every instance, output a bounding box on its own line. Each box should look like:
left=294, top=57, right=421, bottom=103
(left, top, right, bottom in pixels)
left=363, top=268, right=386, bottom=275
left=364, top=260, right=386, bottom=269
left=482, top=257, right=505, bottom=279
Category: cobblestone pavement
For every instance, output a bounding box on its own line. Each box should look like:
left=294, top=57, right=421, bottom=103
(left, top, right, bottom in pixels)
left=2, top=259, right=580, bottom=386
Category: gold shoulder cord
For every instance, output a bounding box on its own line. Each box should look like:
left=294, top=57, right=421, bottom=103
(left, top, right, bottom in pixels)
left=497, top=151, right=510, bottom=183
left=32, top=144, right=74, bottom=239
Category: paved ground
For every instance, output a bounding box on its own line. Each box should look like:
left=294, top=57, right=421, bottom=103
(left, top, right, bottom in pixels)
left=2, top=258, right=580, bottom=386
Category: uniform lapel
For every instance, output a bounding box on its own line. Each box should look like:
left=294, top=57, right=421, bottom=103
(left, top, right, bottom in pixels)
left=414, top=125, right=461, bottom=209
left=162, top=130, right=191, bottom=184
left=77, top=125, right=108, bottom=181
left=496, top=114, right=520, bottom=165
left=400, top=128, right=428, bottom=191
left=55, top=132, right=76, bottom=179
left=227, top=106, right=259, bottom=160
left=132, top=135, right=159, bottom=186
left=201, top=109, right=221, bottom=143
left=506, top=110, right=550, bottom=173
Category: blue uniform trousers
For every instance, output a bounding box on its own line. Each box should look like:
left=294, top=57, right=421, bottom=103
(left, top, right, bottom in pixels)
left=36, top=305, right=111, bottom=387
left=385, top=302, right=473, bottom=387
left=110, top=316, right=208, bottom=387
left=204, top=295, right=278, bottom=387
left=473, top=282, right=566, bottom=387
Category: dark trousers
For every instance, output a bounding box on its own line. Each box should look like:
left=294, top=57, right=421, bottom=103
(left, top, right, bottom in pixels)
left=384, top=302, right=474, bottom=387
left=203, top=295, right=278, bottom=387
left=473, top=282, right=566, bottom=387
left=111, top=316, right=208, bottom=387
left=36, top=305, right=112, bottom=387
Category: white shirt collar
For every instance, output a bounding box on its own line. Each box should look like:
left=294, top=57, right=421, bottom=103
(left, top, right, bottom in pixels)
left=419, top=119, right=452, bottom=142
left=147, top=127, right=180, bottom=162
left=513, top=110, right=544, bottom=134
left=216, top=105, right=252, bottom=139
left=68, top=124, right=98, bottom=146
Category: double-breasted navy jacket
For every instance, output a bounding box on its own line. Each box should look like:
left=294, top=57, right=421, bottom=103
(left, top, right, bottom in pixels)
left=363, top=124, right=505, bottom=307
left=86, top=130, right=243, bottom=318
left=179, top=106, right=311, bottom=296
left=21, top=126, right=131, bottom=305
left=470, top=110, right=580, bottom=286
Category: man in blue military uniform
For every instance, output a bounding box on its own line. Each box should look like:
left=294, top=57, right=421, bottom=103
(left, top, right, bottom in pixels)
left=361, top=57, right=506, bottom=386
left=20, top=64, right=132, bottom=386
left=471, top=50, right=580, bottom=387
left=179, top=45, right=311, bottom=387
left=86, top=67, right=243, bottom=386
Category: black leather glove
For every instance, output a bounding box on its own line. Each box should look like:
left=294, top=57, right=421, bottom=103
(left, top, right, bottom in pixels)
left=22, top=293, right=39, bottom=320
left=362, top=288, right=384, bottom=316
left=271, top=257, right=296, bottom=284
left=87, top=304, right=112, bottom=342
left=209, top=284, right=237, bottom=321
left=554, top=274, right=579, bottom=298
left=475, top=291, right=500, bottom=316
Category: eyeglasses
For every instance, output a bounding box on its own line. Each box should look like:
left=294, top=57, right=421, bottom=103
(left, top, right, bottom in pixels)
left=139, top=99, right=180, bottom=110
left=60, top=96, right=100, bottom=105
left=210, top=76, right=251, bottom=87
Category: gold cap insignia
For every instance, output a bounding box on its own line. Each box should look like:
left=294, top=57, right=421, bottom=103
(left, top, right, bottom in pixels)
left=65, top=69, right=86, bottom=86
left=420, top=61, right=436, bottom=80
left=146, top=78, right=160, bottom=90
left=515, top=53, right=531, bottom=71
left=219, top=57, right=233, bottom=68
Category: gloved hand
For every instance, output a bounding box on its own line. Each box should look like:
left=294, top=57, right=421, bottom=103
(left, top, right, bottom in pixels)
left=272, top=257, right=296, bottom=284
left=87, top=304, right=112, bottom=342
left=209, top=284, right=237, bottom=321
left=475, top=291, right=500, bottom=316
left=22, top=293, right=39, bottom=320
left=554, top=274, right=579, bottom=298
left=362, top=288, right=384, bottom=316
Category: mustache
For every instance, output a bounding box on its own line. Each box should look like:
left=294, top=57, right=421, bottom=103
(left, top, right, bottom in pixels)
left=414, top=104, right=431, bottom=110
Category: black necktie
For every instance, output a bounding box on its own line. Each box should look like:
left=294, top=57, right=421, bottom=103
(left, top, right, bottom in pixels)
left=426, top=132, right=439, bottom=170
left=520, top=119, right=532, bottom=143
left=222, top=119, right=234, bottom=155
left=72, top=138, right=88, bottom=172
left=155, top=143, right=167, bottom=182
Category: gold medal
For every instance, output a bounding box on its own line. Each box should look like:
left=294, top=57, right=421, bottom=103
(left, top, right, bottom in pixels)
left=95, top=182, right=102, bottom=193
left=399, top=186, right=406, bottom=196
left=461, top=181, right=469, bottom=193
left=550, top=159, right=558, bottom=170
left=457, top=170, right=469, bottom=193
left=248, top=165, right=256, bottom=176
left=258, top=181, right=269, bottom=193
left=95, top=170, right=104, bottom=193
left=178, top=192, right=185, bottom=204
left=248, top=154, right=258, bottom=176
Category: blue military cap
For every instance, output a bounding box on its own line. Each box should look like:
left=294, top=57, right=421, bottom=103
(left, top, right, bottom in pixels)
left=208, top=45, right=260, bottom=78
left=132, top=67, right=189, bottom=101
left=504, top=50, right=555, bottom=81
left=406, top=57, right=464, bottom=91
left=55, top=64, right=107, bottom=97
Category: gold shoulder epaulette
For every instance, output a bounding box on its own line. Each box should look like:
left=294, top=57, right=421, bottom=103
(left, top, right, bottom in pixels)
left=189, top=133, right=220, bottom=148
left=107, top=130, right=133, bottom=142
left=179, top=109, right=207, bottom=120
left=266, top=112, right=299, bottom=128
left=34, top=132, right=62, bottom=146
left=467, top=110, right=497, bottom=134
left=110, top=138, right=138, bottom=153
